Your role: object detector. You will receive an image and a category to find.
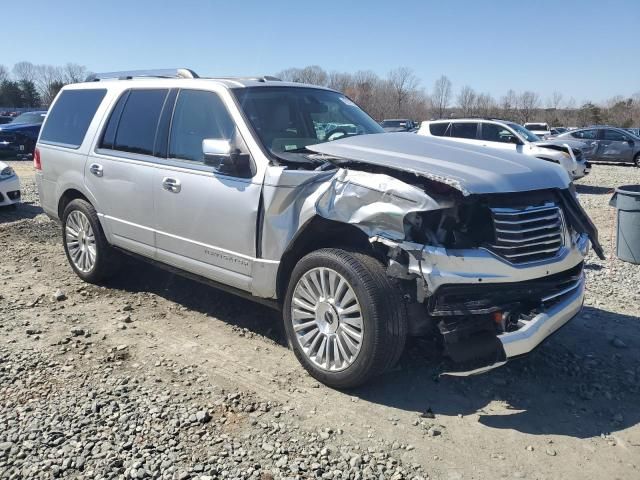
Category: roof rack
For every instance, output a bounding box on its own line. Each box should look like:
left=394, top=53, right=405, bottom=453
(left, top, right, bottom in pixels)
left=202, top=75, right=282, bottom=83
left=86, top=68, right=199, bottom=82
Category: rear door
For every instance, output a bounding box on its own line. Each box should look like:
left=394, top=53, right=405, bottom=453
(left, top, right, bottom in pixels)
left=569, top=129, right=600, bottom=160
left=152, top=88, right=261, bottom=291
left=600, top=129, right=635, bottom=163
left=448, top=121, right=480, bottom=146
left=86, top=88, right=173, bottom=258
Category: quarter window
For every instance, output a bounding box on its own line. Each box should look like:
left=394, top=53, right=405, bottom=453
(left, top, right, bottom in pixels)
left=451, top=122, right=478, bottom=139
left=40, top=89, right=106, bottom=148
left=169, top=90, right=235, bottom=163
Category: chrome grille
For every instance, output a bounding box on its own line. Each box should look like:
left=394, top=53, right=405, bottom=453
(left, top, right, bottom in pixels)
left=489, top=203, right=564, bottom=263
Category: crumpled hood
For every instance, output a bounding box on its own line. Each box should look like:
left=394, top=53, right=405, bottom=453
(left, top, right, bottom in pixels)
left=307, top=133, right=570, bottom=196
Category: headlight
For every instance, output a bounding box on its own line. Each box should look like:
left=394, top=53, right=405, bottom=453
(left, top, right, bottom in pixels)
left=0, top=166, right=16, bottom=180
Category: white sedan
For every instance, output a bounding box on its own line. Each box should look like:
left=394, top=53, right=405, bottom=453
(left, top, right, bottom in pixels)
left=0, top=161, right=20, bottom=207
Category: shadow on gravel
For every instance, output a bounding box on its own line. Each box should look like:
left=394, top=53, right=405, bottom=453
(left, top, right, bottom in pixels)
left=575, top=184, right=614, bottom=195
left=104, top=256, right=285, bottom=344
left=352, top=306, right=640, bottom=439
left=0, top=202, right=43, bottom=223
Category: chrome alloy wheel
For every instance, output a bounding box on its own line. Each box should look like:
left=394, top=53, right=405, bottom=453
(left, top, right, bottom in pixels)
left=291, top=267, right=364, bottom=371
left=65, top=210, right=97, bottom=273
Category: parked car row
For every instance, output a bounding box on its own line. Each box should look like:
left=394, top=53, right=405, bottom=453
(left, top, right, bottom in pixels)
left=418, top=118, right=591, bottom=179
left=32, top=69, right=602, bottom=387
left=0, top=111, right=47, bottom=158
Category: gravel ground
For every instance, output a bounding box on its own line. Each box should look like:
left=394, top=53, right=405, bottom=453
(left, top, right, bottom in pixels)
left=1, top=161, right=639, bottom=480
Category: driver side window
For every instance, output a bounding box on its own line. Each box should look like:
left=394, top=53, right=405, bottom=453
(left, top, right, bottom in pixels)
left=169, top=89, right=235, bottom=163
left=481, top=123, right=515, bottom=143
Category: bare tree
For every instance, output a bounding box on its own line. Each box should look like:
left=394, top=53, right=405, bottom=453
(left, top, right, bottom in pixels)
left=34, top=65, right=64, bottom=105
left=456, top=85, right=476, bottom=117
left=500, top=89, right=518, bottom=120
left=62, top=63, right=88, bottom=83
left=432, top=75, right=452, bottom=119
left=387, top=67, right=419, bottom=117
left=474, top=93, right=495, bottom=117
left=548, top=91, right=563, bottom=110
left=277, top=65, right=327, bottom=86
left=12, top=61, right=38, bottom=83
left=327, top=71, right=352, bottom=94
left=0, top=65, right=8, bottom=82
left=518, top=91, right=540, bottom=123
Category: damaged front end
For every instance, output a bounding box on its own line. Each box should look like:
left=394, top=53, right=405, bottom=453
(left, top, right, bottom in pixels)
left=264, top=134, right=604, bottom=375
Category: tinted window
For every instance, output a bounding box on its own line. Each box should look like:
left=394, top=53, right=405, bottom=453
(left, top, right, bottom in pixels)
left=100, top=91, right=129, bottom=149
left=112, top=89, right=169, bottom=156
left=481, top=123, right=516, bottom=143
left=451, top=122, right=478, bottom=139
left=169, top=90, right=235, bottom=163
left=429, top=122, right=450, bottom=136
left=40, top=89, right=106, bottom=148
left=571, top=129, right=598, bottom=140
left=603, top=129, right=627, bottom=141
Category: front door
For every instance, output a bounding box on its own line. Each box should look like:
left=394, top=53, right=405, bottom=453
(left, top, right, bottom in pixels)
left=599, top=129, right=635, bottom=163
left=153, top=89, right=262, bottom=291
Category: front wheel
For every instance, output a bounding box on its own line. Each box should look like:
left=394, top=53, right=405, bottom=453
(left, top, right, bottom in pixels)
left=283, top=249, right=407, bottom=389
left=62, top=199, right=120, bottom=283
left=634, top=153, right=640, bottom=168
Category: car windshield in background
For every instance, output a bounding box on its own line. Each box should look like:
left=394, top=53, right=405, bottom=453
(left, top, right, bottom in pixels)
left=509, top=122, right=541, bottom=142
left=11, top=112, right=45, bottom=124
left=381, top=120, right=406, bottom=128
left=233, top=87, right=383, bottom=156
left=525, top=123, right=548, bottom=131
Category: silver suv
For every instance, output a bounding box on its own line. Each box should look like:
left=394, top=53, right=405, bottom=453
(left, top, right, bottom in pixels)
left=419, top=118, right=591, bottom=180
left=35, top=69, right=603, bottom=388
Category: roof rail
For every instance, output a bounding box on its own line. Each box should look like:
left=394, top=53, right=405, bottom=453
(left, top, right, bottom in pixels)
left=86, top=68, right=199, bottom=82
left=202, top=75, right=282, bottom=83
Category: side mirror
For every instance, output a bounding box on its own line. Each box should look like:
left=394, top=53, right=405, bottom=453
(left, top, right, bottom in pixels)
left=202, top=139, right=252, bottom=177
left=509, top=136, right=521, bottom=145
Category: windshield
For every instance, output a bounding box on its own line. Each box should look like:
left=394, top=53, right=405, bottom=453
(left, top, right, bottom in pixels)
left=11, top=112, right=45, bottom=124
left=524, top=123, right=548, bottom=131
left=508, top=122, right=541, bottom=142
left=233, top=87, right=383, bottom=156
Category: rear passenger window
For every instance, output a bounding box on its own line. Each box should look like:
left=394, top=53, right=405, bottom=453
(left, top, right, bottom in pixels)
left=101, top=89, right=169, bottom=156
left=571, top=129, right=597, bottom=140
left=429, top=122, right=450, bottom=136
left=603, top=129, right=627, bottom=141
left=169, top=90, right=235, bottom=163
left=451, top=122, right=478, bottom=139
left=40, top=89, right=106, bottom=148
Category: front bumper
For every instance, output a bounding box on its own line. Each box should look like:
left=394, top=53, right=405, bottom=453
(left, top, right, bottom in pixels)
left=419, top=235, right=589, bottom=376
left=0, top=175, right=20, bottom=206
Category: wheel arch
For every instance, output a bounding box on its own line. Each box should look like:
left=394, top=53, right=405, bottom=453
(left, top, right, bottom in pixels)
left=275, top=216, right=378, bottom=302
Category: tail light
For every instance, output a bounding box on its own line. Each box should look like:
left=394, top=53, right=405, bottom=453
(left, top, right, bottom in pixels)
left=33, top=147, right=41, bottom=170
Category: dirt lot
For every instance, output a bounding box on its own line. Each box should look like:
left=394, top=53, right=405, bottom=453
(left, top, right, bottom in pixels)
left=1, top=161, right=639, bottom=480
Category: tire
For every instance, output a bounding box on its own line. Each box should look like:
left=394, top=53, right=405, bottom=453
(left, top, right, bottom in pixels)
left=283, top=248, right=407, bottom=389
left=634, top=153, right=640, bottom=168
left=62, top=199, right=120, bottom=283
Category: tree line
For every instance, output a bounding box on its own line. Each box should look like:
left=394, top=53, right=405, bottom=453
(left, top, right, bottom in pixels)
left=0, top=62, right=89, bottom=109
left=276, top=65, right=640, bottom=127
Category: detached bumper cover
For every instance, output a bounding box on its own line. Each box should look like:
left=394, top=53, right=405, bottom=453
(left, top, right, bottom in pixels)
left=498, top=272, right=584, bottom=357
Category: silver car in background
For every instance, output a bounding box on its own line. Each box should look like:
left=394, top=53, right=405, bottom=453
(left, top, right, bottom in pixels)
left=557, top=126, right=640, bottom=167
left=35, top=69, right=603, bottom=388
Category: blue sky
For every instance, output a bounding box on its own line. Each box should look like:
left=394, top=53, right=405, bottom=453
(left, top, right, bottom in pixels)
left=4, top=0, right=639, bottom=103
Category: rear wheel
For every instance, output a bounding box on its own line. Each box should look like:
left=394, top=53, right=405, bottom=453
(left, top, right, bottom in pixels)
left=283, top=248, right=407, bottom=389
left=634, top=153, right=640, bottom=168
left=62, top=199, right=119, bottom=283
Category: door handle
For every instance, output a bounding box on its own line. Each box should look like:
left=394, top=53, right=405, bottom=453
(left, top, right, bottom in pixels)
left=89, top=163, right=103, bottom=177
left=162, top=177, right=181, bottom=193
